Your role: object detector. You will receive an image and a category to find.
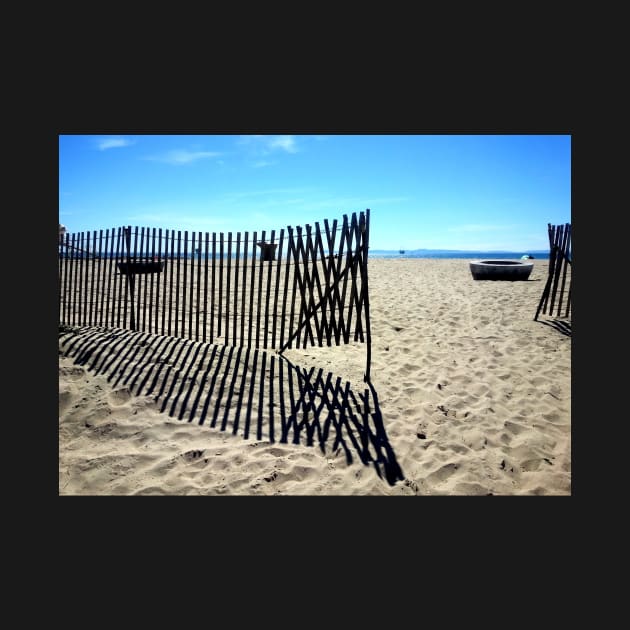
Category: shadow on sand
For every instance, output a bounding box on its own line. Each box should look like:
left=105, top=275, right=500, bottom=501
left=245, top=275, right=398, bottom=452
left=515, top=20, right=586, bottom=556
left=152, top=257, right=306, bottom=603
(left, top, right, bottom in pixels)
left=538, top=318, right=571, bottom=337
left=59, top=326, right=404, bottom=485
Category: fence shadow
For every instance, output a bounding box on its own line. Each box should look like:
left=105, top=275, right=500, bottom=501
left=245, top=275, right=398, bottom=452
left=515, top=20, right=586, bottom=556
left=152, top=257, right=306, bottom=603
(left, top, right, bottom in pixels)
left=59, top=326, right=404, bottom=486
left=538, top=318, right=572, bottom=337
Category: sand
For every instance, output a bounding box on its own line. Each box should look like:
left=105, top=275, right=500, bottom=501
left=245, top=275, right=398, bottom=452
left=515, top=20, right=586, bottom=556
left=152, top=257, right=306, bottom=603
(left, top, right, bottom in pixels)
left=59, top=258, right=571, bottom=495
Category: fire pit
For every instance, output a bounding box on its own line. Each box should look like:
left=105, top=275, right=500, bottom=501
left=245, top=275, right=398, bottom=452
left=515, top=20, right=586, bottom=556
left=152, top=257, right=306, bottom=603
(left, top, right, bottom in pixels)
left=469, top=259, right=533, bottom=281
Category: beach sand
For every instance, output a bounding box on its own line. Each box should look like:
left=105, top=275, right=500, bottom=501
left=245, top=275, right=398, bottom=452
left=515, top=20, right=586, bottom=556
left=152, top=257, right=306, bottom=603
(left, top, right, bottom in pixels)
left=59, top=258, right=571, bottom=495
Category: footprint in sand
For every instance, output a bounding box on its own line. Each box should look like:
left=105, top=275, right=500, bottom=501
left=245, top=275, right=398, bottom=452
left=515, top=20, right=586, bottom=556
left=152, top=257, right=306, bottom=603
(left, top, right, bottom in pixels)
left=426, top=462, right=460, bottom=484
left=109, top=387, right=133, bottom=406
left=181, top=450, right=205, bottom=462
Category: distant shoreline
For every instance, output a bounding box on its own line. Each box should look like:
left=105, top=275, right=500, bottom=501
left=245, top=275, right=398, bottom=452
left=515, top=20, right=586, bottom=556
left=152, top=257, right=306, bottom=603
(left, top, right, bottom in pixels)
left=369, top=250, right=550, bottom=260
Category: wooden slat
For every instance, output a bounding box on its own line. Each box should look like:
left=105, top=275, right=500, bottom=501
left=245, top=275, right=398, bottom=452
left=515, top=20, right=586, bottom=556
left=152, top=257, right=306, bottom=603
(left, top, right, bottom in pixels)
left=322, top=218, right=338, bottom=345
left=218, top=233, right=224, bottom=339
left=89, top=231, right=97, bottom=326
left=268, top=355, right=276, bottom=443
left=286, top=227, right=300, bottom=349
left=195, top=231, right=201, bottom=341
left=225, top=232, right=232, bottom=345
left=280, top=227, right=294, bottom=349
left=59, top=233, right=67, bottom=324
left=271, top=229, right=285, bottom=349
left=263, top=229, right=275, bottom=349
left=361, top=209, right=372, bottom=381
left=344, top=215, right=360, bottom=342
left=149, top=228, right=157, bottom=334
left=182, top=230, right=189, bottom=339
left=240, top=232, right=249, bottom=347
left=306, top=224, right=325, bottom=346
left=233, top=232, right=241, bottom=347
left=167, top=230, right=176, bottom=336
left=138, top=227, right=146, bottom=332
left=161, top=229, right=169, bottom=335
left=98, top=230, right=107, bottom=328
left=130, top=226, right=139, bottom=330
left=203, top=232, right=209, bottom=343
left=79, top=231, right=87, bottom=326
left=354, top=212, right=368, bottom=343
left=69, top=232, right=77, bottom=326
left=335, top=215, right=352, bottom=344
left=256, top=230, right=266, bottom=349
left=248, top=231, right=257, bottom=347
left=113, top=228, right=121, bottom=328
left=187, top=231, right=194, bottom=339
left=313, top=221, right=332, bottom=346
left=293, top=225, right=310, bottom=348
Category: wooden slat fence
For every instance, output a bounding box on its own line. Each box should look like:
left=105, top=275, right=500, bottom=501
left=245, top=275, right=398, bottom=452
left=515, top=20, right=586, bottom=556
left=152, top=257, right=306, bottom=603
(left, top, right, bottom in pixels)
left=534, top=222, right=572, bottom=321
left=59, top=210, right=372, bottom=381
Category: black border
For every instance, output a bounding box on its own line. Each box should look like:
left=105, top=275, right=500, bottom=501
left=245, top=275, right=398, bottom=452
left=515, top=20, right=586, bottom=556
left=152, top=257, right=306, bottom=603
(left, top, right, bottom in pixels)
left=44, top=84, right=579, bottom=574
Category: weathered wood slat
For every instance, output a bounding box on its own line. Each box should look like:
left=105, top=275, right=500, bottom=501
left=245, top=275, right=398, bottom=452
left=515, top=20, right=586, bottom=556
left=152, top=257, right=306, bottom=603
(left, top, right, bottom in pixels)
left=249, top=231, right=258, bottom=348
left=233, top=232, right=241, bottom=347
left=263, top=229, right=275, bottom=349
left=203, top=232, right=209, bottom=343
left=225, top=232, right=232, bottom=345
left=182, top=230, right=189, bottom=339
left=271, top=229, right=285, bottom=349
left=256, top=230, right=266, bottom=349
left=218, top=233, right=224, bottom=339
left=240, top=232, right=249, bottom=347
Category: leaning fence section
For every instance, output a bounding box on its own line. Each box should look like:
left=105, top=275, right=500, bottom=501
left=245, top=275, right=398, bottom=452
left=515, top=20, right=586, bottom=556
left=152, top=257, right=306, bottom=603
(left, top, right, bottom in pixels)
left=59, top=210, right=372, bottom=380
left=534, top=222, right=572, bottom=321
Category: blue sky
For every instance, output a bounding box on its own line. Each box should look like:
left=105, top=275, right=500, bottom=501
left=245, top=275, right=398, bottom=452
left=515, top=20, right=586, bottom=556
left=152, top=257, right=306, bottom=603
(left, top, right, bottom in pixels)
left=59, top=134, right=571, bottom=251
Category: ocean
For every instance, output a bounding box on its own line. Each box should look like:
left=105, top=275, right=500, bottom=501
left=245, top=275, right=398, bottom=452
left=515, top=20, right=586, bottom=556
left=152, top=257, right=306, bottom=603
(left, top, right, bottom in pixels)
left=369, top=250, right=549, bottom=260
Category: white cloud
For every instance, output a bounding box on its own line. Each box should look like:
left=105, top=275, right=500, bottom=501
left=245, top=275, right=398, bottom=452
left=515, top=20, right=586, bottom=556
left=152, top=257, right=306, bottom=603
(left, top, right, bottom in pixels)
left=268, top=135, right=298, bottom=153
left=97, top=137, right=134, bottom=150
left=237, top=134, right=299, bottom=155
left=144, top=150, right=222, bottom=165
